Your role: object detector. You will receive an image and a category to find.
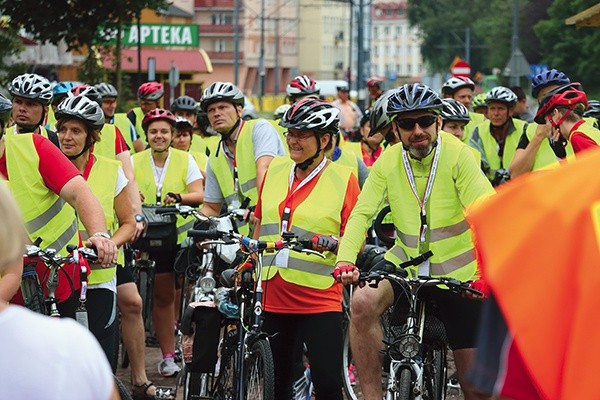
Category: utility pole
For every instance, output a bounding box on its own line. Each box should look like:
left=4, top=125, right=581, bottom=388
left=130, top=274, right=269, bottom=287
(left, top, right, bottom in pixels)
left=510, top=0, right=519, bottom=86
left=356, top=0, right=365, bottom=110
left=259, top=0, right=266, bottom=111
left=348, top=1, right=353, bottom=90
left=274, top=17, right=280, bottom=95
left=233, top=0, right=240, bottom=86
left=465, top=27, right=471, bottom=63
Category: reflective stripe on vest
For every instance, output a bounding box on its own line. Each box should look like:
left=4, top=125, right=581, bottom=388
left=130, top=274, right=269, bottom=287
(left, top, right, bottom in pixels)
left=259, top=156, right=352, bottom=289
left=133, top=148, right=195, bottom=244
left=80, top=155, right=119, bottom=284
left=5, top=133, right=79, bottom=255
left=475, top=118, right=526, bottom=173
left=381, top=132, right=490, bottom=281
left=94, top=124, right=117, bottom=159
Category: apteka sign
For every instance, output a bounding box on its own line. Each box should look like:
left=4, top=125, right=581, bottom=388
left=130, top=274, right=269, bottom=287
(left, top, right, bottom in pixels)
left=99, top=24, right=199, bottom=47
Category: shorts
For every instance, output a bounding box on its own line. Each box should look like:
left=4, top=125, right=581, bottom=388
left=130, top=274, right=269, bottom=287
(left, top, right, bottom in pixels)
left=116, top=262, right=135, bottom=286
left=147, top=247, right=180, bottom=274
left=391, top=281, right=482, bottom=350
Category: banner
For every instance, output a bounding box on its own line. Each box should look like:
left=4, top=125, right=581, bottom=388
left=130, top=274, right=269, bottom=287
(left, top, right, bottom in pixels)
left=98, top=24, right=199, bottom=47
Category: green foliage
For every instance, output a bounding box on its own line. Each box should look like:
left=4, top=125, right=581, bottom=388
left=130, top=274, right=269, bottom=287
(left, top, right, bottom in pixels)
left=534, top=0, right=600, bottom=90
left=0, top=26, right=27, bottom=87
left=78, top=47, right=108, bottom=85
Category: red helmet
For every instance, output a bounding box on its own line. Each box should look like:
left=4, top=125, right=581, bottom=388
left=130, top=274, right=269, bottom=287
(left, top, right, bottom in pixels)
left=367, top=76, right=384, bottom=88
left=535, top=85, right=587, bottom=124
left=138, top=82, right=164, bottom=101
left=286, top=75, right=320, bottom=99
left=142, top=108, right=176, bottom=132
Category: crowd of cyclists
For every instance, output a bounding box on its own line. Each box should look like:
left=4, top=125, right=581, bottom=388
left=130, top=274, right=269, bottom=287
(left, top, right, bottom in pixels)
left=0, top=65, right=598, bottom=400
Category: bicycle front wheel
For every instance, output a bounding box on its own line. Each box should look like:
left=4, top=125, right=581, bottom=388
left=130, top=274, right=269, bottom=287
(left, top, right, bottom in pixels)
left=245, top=338, right=274, bottom=400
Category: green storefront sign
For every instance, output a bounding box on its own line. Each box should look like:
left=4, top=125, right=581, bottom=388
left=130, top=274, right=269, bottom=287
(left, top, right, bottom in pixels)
left=98, top=24, right=199, bottom=47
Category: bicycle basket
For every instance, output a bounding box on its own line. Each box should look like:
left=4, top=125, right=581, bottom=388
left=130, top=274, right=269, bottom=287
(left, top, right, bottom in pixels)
left=134, top=206, right=178, bottom=252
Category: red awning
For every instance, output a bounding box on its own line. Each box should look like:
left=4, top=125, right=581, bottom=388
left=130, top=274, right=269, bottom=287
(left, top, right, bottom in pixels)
left=103, top=48, right=213, bottom=74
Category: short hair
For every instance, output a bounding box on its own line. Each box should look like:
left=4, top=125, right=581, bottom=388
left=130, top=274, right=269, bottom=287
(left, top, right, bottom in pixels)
left=56, top=119, right=101, bottom=146
left=509, top=86, right=527, bottom=101
left=0, top=183, right=27, bottom=271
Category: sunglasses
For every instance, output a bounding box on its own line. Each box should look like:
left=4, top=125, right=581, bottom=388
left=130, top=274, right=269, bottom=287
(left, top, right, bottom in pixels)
left=395, top=115, right=437, bottom=130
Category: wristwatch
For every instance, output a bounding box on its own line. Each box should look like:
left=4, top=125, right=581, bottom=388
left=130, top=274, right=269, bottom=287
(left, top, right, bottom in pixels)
left=135, top=213, right=146, bottom=223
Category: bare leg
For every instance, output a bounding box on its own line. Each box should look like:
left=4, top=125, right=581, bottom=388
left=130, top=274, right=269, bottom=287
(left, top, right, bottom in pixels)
left=350, top=280, right=394, bottom=400
left=117, top=282, right=155, bottom=396
left=153, top=272, right=176, bottom=356
left=453, top=348, right=492, bottom=400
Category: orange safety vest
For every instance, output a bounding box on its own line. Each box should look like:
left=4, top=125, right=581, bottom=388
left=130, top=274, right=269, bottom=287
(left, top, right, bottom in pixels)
left=466, top=147, right=600, bottom=400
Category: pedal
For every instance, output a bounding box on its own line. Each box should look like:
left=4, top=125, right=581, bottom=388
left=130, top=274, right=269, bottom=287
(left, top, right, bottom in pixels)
left=155, top=385, right=177, bottom=399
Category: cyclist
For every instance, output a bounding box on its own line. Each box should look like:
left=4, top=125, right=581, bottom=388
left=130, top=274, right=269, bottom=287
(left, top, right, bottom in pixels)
left=287, top=75, right=321, bottom=104
left=441, top=76, right=485, bottom=143
left=469, top=86, right=527, bottom=185
left=95, top=82, right=146, bottom=153
left=0, top=183, right=118, bottom=400
left=198, top=82, right=286, bottom=234
left=368, top=89, right=399, bottom=146
left=6, top=73, right=60, bottom=146
left=173, top=116, right=208, bottom=175
left=55, top=95, right=135, bottom=371
left=334, top=83, right=494, bottom=400
left=366, top=76, right=384, bottom=106
left=510, top=86, right=534, bottom=123
left=584, top=99, right=600, bottom=123
left=534, top=86, right=600, bottom=154
left=274, top=103, right=291, bottom=120
left=471, top=93, right=488, bottom=117
left=47, top=80, right=78, bottom=129
left=128, top=81, right=164, bottom=143
left=509, top=69, right=576, bottom=177
left=131, top=108, right=204, bottom=377
left=171, top=94, right=220, bottom=157
left=254, top=98, right=360, bottom=400
left=332, top=83, right=363, bottom=142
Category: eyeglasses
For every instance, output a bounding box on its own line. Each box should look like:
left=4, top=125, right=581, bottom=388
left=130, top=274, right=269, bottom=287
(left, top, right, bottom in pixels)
left=394, top=115, right=437, bottom=130
left=284, top=131, right=315, bottom=140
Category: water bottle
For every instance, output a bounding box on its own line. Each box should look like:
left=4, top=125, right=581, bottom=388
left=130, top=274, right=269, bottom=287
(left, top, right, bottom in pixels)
left=21, top=264, right=46, bottom=314
left=215, top=287, right=240, bottom=318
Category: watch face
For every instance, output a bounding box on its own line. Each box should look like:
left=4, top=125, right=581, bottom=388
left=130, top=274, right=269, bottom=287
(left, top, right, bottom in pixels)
left=135, top=214, right=144, bottom=222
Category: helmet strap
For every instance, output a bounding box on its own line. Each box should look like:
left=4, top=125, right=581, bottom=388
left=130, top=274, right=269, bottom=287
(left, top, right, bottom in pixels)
left=296, top=134, right=321, bottom=171
left=16, top=106, right=46, bottom=134
left=215, top=118, right=241, bottom=158
left=67, top=142, right=92, bottom=160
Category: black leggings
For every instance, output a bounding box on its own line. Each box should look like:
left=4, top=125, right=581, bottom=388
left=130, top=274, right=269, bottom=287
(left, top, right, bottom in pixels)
left=87, top=288, right=119, bottom=373
left=262, top=311, right=343, bottom=400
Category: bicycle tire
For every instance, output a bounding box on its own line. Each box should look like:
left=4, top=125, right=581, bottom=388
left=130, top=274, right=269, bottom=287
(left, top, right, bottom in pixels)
left=114, top=375, right=134, bottom=400
left=341, top=289, right=360, bottom=400
left=424, top=346, right=447, bottom=400
left=213, top=335, right=238, bottom=400
left=245, top=338, right=275, bottom=400
left=374, top=206, right=395, bottom=247
left=395, top=367, right=412, bottom=400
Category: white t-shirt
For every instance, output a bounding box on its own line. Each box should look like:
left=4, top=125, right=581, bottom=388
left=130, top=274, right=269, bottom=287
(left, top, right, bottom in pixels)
left=0, top=306, right=113, bottom=400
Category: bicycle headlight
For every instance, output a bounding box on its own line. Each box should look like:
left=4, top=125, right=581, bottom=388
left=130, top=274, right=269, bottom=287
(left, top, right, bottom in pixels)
left=398, top=335, right=420, bottom=359
left=199, top=275, right=216, bottom=293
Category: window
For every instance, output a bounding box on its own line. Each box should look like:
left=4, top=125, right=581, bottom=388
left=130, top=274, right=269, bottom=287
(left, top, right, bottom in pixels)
left=396, top=26, right=401, bottom=36
left=215, top=40, right=225, bottom=52
left=373, top=46, right=379, bottom=57
left=384, top=26, right=390, bottom=36
left=211, top=13, right=232, bottom=25
left=374, top=26, right=379, bottom=37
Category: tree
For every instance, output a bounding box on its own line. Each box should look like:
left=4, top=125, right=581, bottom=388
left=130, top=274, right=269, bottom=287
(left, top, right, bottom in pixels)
left=534, top=0, right=600, bottom=91
left=0, top=24, right=28, bottom=87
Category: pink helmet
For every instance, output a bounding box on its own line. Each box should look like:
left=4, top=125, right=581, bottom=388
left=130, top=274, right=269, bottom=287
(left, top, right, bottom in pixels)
left=138, top=82, right=164, bottom=101
left=142, top=108, right=176, bottom=131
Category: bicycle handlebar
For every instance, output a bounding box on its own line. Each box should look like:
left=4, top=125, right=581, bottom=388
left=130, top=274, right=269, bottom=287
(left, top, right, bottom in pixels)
left=24, top=244, right=99, bottom=264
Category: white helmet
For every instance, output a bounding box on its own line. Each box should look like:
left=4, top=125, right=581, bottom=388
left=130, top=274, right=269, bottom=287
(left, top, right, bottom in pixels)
left=286, top=75, right=320, bottom=99
left=200, top=82, right=245, bottom=111
left=273, top=104, right=291, bottom=119
left=440, top=99, right=471, bottom=122
left=486, top=86, right=518, bottom=107
left=55, top=95, right=105, bottom=130
left=9, top=73, right=53, bottom=105
left=441, top=77, right=475, bottom=96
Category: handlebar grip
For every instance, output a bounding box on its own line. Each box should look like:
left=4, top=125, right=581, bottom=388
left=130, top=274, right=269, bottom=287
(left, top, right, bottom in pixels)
left=155, top=207, right=177, bottom=214
left=187, top=229, right=223, bottom=240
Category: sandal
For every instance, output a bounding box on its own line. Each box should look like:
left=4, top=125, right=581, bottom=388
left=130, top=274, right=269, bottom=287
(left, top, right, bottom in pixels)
left=131, top=381, right=157, bottom=400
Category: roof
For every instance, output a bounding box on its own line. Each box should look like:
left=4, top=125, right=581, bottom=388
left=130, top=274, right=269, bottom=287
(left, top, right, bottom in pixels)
left=164, top=4, right=194, bottom=18
left=102, top=48, right=213, bottom=74
left=566, top=3, right=600, bottom=27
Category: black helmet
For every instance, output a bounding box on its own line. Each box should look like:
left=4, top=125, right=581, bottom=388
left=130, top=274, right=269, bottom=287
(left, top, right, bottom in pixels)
left=387, top=83, right=443, bottom=118
left=440, top=99, right=471, bottom=122
left=70, top=85, right=103, bottom=105
left=171, top=95, right=199, bottom=113
left=584, top=100, right=600, bottom=119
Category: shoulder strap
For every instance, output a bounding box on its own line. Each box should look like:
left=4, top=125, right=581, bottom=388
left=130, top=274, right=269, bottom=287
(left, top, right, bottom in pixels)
left=47, top=129, right=60, bottom=148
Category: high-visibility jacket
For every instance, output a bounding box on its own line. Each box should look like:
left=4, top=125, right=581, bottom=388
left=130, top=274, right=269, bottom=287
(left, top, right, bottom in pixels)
left=260, top=156, right=353, bottom=289
left=130, top=107, right=146, bottom=144
left=190, top=150, right=208, bottom=173
left=569, top=119, right=600, bottom=148
left=522, top=123, right=574, bottom=171
left=466, top=147, right=600, bottom=400
left=6, top=125, right=52, bottom=139
left=94, top=123, right=116, bottom=160
left=343, top=141, right=362, bottom=158
left=189, top=136, right=210, bottom=157
left=333, top=147, right=359, bottom=178
left=4, top=133, right=79, bottom=255
left=79, top=155, right=120, bottom=285
left=267, top=118, right=289, bottom=152
left=471, top=118, right=527, bottom=178
left=133, top=148, right=195, bottom=244
left=463, top=111, right=485, bottom=145
left=112, top=113, right=135, bottom=152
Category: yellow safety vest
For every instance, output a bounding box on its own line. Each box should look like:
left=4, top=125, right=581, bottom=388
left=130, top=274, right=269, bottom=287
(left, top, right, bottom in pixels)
left=131, top=107, right=146, bottom=144
left=463, top=111, right=485, bottom=144
left=113, top=113, right=135, bottom=152
left=333, top=148, right=359, bottom=178
left=380, top=132, right=494, bottom=281
left=6, top=125, right=51, bottom=139
left=94, top=123, right=117, bottom=160
left=190, top=150, right=208, bottom=173
left=4, top=134, right=79, bottom=255
left=570, top=119, right=600, bottom=147
left=473, top=118, right=526, bottom=178
left=343, top=141, right=362, bottom=159
left=133, top=148, right=196, bottom=244
left=522, top=123, right=574, bottom=171
left=260, top=156, right=352, bottom=289
left=79, top=155, right=120, bottom=284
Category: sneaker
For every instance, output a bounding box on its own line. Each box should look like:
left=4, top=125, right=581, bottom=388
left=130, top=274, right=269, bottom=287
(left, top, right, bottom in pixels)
left=158, top=356, right=181, bottom=377
left=347, top=363, right=357, bottom=386
left=292, top=367, right=312, bottom=400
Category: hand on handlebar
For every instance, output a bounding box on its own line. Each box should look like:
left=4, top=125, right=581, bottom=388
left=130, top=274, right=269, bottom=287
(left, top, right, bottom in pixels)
left=85, top=236, right=117, bottom=267
left=466, top=278, right=489, bottom=300
left=164, top=192, right=182, bottom=204
left=311, top=234, right=338, bottom=253
left=333, top=262, right=360, bottom=285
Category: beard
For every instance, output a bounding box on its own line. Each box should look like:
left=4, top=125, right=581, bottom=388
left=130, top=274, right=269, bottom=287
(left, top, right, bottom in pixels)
left=408, top=143, right=434, bottom=159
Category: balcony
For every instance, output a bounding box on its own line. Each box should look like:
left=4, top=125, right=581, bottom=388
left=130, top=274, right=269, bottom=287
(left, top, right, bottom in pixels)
left=199, top=24, right=240, bottom=35
left=195, top=0, right=234, bottom=9
left=206, top=51, right=244, bottom=63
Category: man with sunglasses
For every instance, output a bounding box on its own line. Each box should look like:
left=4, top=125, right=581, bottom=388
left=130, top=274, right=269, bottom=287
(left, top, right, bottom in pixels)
left=334, top=83, right=494, bottom=400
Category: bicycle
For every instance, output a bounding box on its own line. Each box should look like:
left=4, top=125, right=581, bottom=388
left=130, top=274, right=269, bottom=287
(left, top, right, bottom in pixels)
left=358, top=257, right=481, bottom=400
left=181, top=227, right=325, bottom=400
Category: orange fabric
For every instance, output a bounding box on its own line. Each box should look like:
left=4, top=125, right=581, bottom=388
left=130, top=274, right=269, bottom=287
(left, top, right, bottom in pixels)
left=467, top=147, right=600, bottom=400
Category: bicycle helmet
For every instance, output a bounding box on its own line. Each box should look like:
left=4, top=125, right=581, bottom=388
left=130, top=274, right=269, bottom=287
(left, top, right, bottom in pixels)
left=531, top=69, right=570, bottom=99
left=273, top=104, right=291, bottom=120
left=387, top=83, right=443, bottom=118
left=175, top=116, right=194, bottom=131
left=584, top=100, right=600, bottom=119
left=142, top=108, right=176, bottom=131
left=366, top=76, right=384, bottom=88
left=0, top=93, right=12, bottom=133
left=94, top=82, right=118, bottom=99
left=200, top=82, right=245, bottom=112
left=55, top=95, right=105, bottom=131
left=137, top=82, right=164, bottom=101
left=535, top=86, right=588, bottom=125
left=440, top=99, right=471, bottom=122
left=70, top=85, right=103, bottom=104
left=286, top=75, right=320, bottom=100
left=171, top=95, right=199, bottom=113
left=9, top=73, right=53, bottom=105
left=441, top=76, right=475, bottom=96
left=52, top=81, right=79, bottom=101
left=471, top=93, right=488, bottom=110
left=485, top=86, right=517, bottom=107
left=369, top=90, right=394, bottom=136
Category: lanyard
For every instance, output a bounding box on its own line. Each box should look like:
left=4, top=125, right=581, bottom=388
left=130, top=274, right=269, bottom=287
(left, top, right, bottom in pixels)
left=401, top=136, right=442, bottom=244
left=150, top=150, right=171, bottom=203
left=280, top=157, right=327, bottom=233
left=223, top=121, right=245, bottom=208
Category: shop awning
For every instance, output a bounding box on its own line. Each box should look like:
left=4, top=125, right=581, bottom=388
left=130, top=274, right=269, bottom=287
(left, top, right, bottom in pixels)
left=566, top=3, right=600, bottom=27
left=103, top=48, right=213, bottom=74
